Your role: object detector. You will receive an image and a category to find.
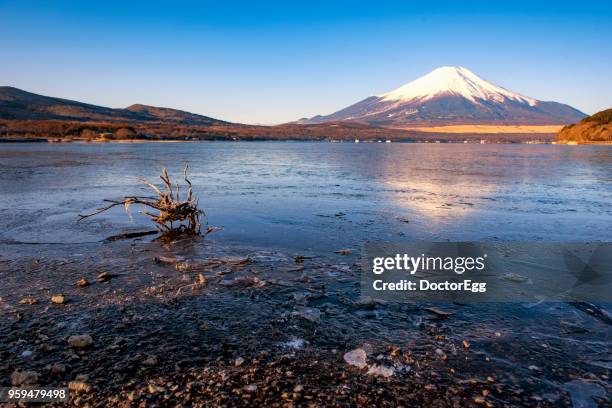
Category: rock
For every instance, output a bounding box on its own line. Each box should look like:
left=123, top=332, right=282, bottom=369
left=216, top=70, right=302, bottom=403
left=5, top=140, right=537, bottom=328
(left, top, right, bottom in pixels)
left=76, top=279, right=90, bottom=287
left=68, top=334, right=93, bottom=349
left=367, top=364, right=394, bottom=377
left=69, top=381, right=92, bottom=393
left=97, top=272, right=117, bottom=282
left=147, top=384, right=166, bottom=394
left=463, top=340, right=471, bottom=349
left=293, top=384, right=304, bottom=392
left=11, top=370, right=39, bottom=386
left=243, top=384, right=257, bottom=392
left=335, top=249, right=353, bottom=255
left=292, top=307, right=321, bottom=323
left=50, top=294, right=66, bottom=304
left=45, top=363, right=67, bottom=375
left=235, top=357, right=244, bottom=367
left=343, top=348, right=367, bottom=368
left=20, top=350, right=33, bottom=358
left=143, top=356, right=157, bottom=367
left=396, top=216, right=410, bottom=223
left=19, top=297, right=38, bottom=305
left=154, top=255, right=180, bottom=264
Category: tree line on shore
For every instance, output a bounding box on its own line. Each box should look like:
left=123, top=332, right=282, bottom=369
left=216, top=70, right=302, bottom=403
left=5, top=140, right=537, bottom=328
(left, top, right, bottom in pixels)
left=0, top=119, right=558, bottom=143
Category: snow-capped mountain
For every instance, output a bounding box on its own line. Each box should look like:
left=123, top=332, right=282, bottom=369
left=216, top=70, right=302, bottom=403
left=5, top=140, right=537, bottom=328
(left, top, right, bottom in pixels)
left=298, top=66, right=586, bottom=126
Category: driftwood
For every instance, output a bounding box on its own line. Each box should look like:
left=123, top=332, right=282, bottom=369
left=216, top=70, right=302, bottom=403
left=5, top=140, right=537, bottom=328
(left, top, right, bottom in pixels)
left=79, top=164, right=205, bottom=234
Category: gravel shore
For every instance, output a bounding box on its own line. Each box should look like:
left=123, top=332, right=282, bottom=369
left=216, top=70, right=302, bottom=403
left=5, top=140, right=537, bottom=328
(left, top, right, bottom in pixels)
left=1, top=238, right=610, bottom=407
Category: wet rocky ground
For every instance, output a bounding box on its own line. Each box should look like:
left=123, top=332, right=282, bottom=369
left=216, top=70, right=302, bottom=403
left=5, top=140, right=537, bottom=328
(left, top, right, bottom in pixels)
left=0, top=237, right=610, bottom=407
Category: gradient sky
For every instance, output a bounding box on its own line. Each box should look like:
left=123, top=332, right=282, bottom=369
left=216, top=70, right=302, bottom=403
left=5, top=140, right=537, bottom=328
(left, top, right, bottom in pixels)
left=1, top=1, right=611, bottom=124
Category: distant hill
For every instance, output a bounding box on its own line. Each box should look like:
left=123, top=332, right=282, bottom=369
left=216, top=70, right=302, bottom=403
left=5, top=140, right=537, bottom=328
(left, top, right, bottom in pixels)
left=298, top=66, right=587, bottom=126
left=557, top=109, right=612, bottom=143
left=0, top=86, right=229, bottom=125
left=125, top=104, right=229, bottom=126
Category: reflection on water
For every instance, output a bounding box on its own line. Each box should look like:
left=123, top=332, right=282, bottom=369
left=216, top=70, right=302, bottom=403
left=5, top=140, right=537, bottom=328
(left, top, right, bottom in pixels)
left=385, top=173, right=498, bottom=221
left=0, top=142, right=610, bottom=249
left=383, top=147, right=503, bottom=220
left=379, top=144, right=612, bottom=235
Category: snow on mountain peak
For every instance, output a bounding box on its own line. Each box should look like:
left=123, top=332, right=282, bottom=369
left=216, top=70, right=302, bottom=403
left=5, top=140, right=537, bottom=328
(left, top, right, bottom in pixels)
left=378, top=66, right=537, bottom=106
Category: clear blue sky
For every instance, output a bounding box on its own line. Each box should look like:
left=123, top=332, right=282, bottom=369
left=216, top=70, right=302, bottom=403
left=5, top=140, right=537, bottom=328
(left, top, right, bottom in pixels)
left=1, top=1, right=610, bottom=124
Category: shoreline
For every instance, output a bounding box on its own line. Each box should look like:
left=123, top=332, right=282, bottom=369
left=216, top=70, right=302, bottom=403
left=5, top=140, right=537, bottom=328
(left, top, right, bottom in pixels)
left=1, top=238, right=609, bottom=407
left=1, top=138, right=609, bottom=145
left=4, top=137, right=606, bottom=145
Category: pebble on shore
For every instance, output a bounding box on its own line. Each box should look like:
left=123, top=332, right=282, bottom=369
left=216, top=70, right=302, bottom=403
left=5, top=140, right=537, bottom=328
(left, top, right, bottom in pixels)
left=68, top=334, right=93, bottom=349
left=51, top=294, right=66, bottom=304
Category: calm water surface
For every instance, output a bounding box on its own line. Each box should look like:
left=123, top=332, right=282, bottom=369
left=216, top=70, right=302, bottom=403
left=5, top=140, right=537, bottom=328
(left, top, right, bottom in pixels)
left=0, top=142, right=610, bottom=251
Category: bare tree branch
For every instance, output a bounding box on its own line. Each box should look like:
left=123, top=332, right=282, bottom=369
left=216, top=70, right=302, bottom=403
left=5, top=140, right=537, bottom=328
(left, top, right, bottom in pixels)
left=78, top=164, right=204, bottom=235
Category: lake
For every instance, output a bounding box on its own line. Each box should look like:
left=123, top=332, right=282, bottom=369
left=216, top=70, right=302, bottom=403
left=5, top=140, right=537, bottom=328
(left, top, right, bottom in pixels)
left=0, top=142, right=610, bottom=248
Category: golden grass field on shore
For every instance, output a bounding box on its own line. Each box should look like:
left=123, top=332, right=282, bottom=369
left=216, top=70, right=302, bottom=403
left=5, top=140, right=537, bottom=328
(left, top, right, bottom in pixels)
left=396, top=125, right=564, bottom=134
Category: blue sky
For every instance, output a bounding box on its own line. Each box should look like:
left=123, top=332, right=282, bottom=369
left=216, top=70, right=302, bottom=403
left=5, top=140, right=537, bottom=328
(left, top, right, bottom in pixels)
left=1, top=1, right=610, bottom=124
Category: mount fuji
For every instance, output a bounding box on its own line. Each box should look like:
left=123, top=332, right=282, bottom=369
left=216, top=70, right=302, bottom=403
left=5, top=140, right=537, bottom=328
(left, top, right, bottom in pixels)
left=297, top=66, right=586, bottom=126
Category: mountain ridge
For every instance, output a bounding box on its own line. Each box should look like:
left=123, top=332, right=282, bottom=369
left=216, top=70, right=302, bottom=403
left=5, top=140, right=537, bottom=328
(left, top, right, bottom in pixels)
left=298, top=67, right=587, bottom=126
left=0, top=86, right=230, bottom=126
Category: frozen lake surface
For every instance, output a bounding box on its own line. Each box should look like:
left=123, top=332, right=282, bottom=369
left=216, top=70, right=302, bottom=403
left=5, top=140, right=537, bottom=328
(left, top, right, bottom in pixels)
left=0, top=142, right=610, bottom=248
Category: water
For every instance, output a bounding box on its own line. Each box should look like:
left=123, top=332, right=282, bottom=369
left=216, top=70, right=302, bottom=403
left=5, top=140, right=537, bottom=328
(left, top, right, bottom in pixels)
left=1, top=142, right=610, bottom=405
left=0, top=142, right=610, bottom=248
